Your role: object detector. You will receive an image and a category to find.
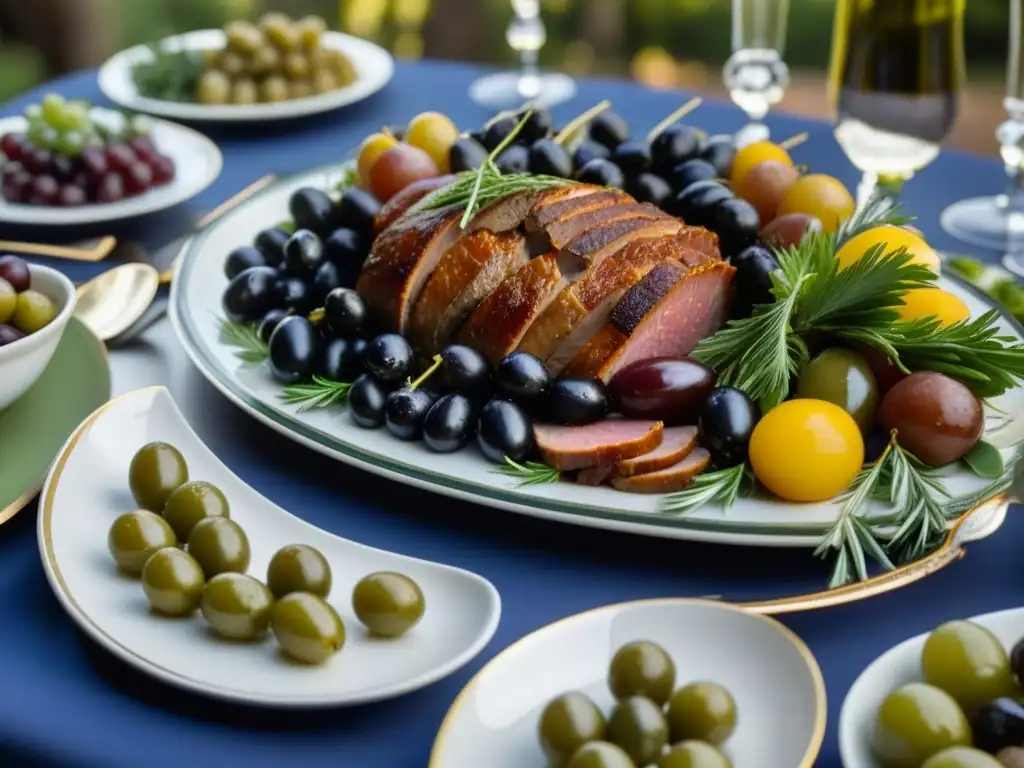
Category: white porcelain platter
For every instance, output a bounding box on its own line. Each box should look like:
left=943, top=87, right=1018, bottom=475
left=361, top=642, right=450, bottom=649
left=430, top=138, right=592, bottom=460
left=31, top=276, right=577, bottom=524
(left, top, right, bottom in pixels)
left=429, top=599, right=827, bottom=767
left=839, top=606, right=1024, bottom=767
left=98, top=30, right=393, bottom=122
left=36, top=386, right=501, bottom=708
left=169, top=163, right=1024, bottom=548
left=0, top=113, right=222, bottom=226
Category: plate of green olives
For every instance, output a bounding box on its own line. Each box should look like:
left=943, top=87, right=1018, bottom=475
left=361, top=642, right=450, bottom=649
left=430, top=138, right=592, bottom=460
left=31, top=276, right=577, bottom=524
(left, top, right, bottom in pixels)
left=37, top=385, right=500, bottom=707
left=429, top=599, right=826, bottom=767
left=840, top=609, right=1024, bottom=767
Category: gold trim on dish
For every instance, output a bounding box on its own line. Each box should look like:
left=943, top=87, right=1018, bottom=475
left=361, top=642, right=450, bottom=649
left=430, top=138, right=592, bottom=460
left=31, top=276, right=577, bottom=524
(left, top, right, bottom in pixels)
left=427, top=597, right=828, bottom=768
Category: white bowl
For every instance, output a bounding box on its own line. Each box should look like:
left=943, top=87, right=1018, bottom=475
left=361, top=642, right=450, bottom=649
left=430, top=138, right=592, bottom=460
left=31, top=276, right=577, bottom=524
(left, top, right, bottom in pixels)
left=0, top=264, right=77, bottom=411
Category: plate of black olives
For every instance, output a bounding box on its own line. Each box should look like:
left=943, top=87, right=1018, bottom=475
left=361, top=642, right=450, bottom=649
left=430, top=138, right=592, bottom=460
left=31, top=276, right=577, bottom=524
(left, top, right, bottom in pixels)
left=37, top=386, right=500, bottom=707
left=429, top=599, right=826, bottom=767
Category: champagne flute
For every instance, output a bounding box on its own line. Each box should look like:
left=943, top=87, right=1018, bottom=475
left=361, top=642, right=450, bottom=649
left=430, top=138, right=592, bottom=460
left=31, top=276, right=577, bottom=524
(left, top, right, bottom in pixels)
left=828, top=0, right=965, bottom=209
left=468, top=0, right=576, bottom=110
left=723, top=0, right=792, bottom=146
left=940, top=0, right=1024, bottom=276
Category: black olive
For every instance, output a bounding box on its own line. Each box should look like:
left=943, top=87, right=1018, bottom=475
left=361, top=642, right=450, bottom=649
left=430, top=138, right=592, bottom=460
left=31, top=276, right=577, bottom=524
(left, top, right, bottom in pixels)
left=477, top=399, right=533, bottom=463
left=573, top=140, right=612, bottom=171
left=576, top=158, right=625, bottom=189
left=517, top=107, right=554, bottom=143
left=349, top=373, right=388, bottom=428
left=667, top=159, right=718, bottom=195
left=711, top=197, right=761, bottom=257
left=268, top=316, right=320, bottom=384
left=729, top=245, right=779, bottom=319
left=385, top=387, right=435, bottom=440
left=323, top=227, right=369, bottom=287
left=699, top=134, right=737, bottom=178
left=364, top=333, right=414, bottom=383
left=423, top=393, right=475, bottom=453
left=468, top=129, right=487, bottom=146
left=289, top=187, right=337, bottom=237
left=222, top=266, right=279, bottom=323
left=316, top=337, right=365, bottom=382
left=482, top=115, right=519, bottom=151
left=589, top=110, right=630, bottom=149
left=650, top=125, right=702, bottom=171
left=283, top=229, right=324, bottom=274
left=528, top=139, right=573, bottom=178
left=449, top=137, right=489, bottom=173
left=673, top=181, right=734, bottom=228
left=495, top=144, right=530, bottom=174
left=546, top=378, right=608, bottom=425
left=612, top=140, right=652, bottom=176
left=626, top=172, right=673, bottom=208
left=224, top=245, right=267, bottom=280
left=493, top=352, right=550, bottom=412
left=310, top=261, right=341, bottom=305
left=970, top=698, right=1024, bottom=754
left=440, top=345, right=490, bottom=393
left=324, top=287, right=366, bottom=339
left=698, top=387, right=759, bottom=467
left=257, top=309, right=288, bottom=344
left=337, top=188, right=380, bottom=238
left=253, top=228, right=290, bottom=267
left=274, top=276, right=312, bottom=313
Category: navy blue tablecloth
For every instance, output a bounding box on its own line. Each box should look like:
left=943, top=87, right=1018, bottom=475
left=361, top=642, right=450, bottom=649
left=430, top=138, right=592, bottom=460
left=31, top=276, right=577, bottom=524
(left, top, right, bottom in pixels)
left=1, top=60, right=1021, bottom=768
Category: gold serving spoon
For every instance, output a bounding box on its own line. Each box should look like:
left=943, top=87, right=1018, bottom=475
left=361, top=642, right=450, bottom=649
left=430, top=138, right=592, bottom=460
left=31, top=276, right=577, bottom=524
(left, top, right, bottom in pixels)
left=74, top=263, right=161, bottom=343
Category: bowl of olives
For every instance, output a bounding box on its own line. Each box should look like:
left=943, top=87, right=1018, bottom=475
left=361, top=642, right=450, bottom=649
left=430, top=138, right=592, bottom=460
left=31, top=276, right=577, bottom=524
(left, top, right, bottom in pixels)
left=841, top=608, right=1024, bottom=768
left=0, top=256, right=76, bottom=410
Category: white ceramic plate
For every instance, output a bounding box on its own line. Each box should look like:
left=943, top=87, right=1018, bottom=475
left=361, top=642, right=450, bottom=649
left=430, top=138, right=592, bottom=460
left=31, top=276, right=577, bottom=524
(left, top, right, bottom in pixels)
left=429, top=599, right=827, bottom=767
left=98, top=30, right=393, bottom=122
left=839, top=606, right=1024, bottom=767
left=0, top=114, right=221, bottom=226
left=36, top=385, right=501, bottom=708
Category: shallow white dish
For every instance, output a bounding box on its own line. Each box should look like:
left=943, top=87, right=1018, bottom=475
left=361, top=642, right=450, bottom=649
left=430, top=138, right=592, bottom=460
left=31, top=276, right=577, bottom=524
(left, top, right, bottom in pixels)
left=839, top=606, right=1024, bottom=767
left=429, top=599, right=827, bottom=767
left=0, top=114, right=222, bottom=226
left=98, top=29, right=393, bottom=123
left=36, top=385, right=501, bottom=708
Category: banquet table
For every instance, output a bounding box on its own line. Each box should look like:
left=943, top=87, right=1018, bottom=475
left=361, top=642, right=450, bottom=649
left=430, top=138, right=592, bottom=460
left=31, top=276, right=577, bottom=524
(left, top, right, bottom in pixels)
left=0, top=59, right=1021, bottom=768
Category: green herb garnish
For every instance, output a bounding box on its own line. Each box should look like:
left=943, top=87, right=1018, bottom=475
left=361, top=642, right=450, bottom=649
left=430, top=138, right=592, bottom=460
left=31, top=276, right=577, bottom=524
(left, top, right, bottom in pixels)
left=131, top=44, right=203, bottom=102
left=493, top=457, right=561, bottom=486
left=659, top=463, right=756, bottom=515
left=280, top=376, right=352, bottom=411
left=217, top=318, right=268, bottom=363
left=962, top=440, right=1005, bottom=480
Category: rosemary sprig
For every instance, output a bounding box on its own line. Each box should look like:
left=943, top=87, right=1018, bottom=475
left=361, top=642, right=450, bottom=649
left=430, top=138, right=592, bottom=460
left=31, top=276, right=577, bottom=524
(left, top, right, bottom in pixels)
left=884, top=445, right=950, bottom=565
left=659, top=463, right=755, bottom=515
left=836, top=192, right=913, bottom=245
left=280, top=376, right=352, bottom=411
left=217, top=317, right=268, bottom=363
left=493, top=457, right=561, bottom=487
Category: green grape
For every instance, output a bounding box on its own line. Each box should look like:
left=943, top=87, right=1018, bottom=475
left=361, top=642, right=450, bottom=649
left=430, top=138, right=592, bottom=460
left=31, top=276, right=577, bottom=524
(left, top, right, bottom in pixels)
left=23, top=104, right=42, bottom=121
left=40, top=93, right=67, bottom=128
left=54, top=131, right=86, bottom=158
left=61, top=103, right=90, bottom=132
left=128, top=115, right=152, bottom=138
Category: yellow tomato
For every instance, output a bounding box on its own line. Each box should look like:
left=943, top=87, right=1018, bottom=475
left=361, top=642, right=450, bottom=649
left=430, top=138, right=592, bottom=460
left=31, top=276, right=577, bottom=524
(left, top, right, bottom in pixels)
left=836, top=225, right=941, bottom=276
left=776, top=174, right=855, bottom=232
left=895, top=287, right=970, bottom=327
left=357, top=132, right=398, bottom=188
left=749, top=399, right=865, bottom=503
left=404, top=111, right=460, bottom=174
left=729, top=141, right=793, bottom=188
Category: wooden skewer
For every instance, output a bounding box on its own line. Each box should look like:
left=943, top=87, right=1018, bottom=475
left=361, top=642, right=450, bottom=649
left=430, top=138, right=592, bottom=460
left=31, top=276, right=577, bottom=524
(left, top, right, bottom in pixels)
left=647, top=96, right=704, bottom=143
left=0, top=235, right=117, bottom=263
left=779, top=132, right=809, bottom=151
left=554, top=100, right=612, bottom=145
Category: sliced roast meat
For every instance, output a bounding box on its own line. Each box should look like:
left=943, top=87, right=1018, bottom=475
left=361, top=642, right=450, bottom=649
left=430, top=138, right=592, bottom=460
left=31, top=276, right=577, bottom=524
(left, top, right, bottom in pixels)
left=356, top=205, right=465, bottom=333
left=456, top=253, right=564, bottom=365
left=563, top=324, right=629, bottom=379
left=408, top=230, right=529, bottom=354
left=528, top=188, right=630, bottom=232
left=543, top=202, right=672, bottom=251
left=373, top=174, right=457, bottom=235
left=611, top=261, right=687, bottom=334
left=533, top=420, right=664, bottom=471
left=575, top=464, right=615, bottom=486
left=610, top=426, right=698, bottom=478
left=674, top=226, right=722, bottom=265
left=611, top=447, right=711, bottom=493
left=467, top=185, right=595, bottom=234
left=556, top=216, right=683, bottom=280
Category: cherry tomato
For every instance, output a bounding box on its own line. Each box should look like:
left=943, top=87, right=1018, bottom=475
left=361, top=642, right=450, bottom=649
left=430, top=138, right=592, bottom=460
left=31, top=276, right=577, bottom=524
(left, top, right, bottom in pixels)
left=729, top=140, right=792, bottom=188
left=835, top=225, right=941, bottom=276
left=404, top=111, right=459, bottom=174
left=776, top=174, right=855, bottom=232
left=369, top=144, right=441, bottom=203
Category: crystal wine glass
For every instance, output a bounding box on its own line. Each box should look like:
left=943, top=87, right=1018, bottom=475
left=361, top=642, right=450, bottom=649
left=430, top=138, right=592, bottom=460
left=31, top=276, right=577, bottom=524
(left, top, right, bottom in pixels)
left=940, top=0, right=1024, bottom=276
left=468, top=0, right=576, bottom=111
left=723, top=0, right=792, bottom=146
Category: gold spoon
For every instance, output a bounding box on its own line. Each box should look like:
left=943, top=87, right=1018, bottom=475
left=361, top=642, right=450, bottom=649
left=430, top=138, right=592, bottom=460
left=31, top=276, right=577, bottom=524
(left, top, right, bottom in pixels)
left=74, top=263, right=161, bottom=342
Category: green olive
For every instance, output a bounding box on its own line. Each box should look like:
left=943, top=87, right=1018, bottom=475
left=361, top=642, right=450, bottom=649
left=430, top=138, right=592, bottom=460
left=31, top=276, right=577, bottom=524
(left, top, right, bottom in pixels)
left=659, top=741, right=734, bottom=768
left=795, top=347, right=879, bottom=432
left=352, top=571, right=424, bottom=637
left=230, top=78, right=259, bottom=106
left=187, top=517, right=250, bottom=578
left=271, top=592, right=345, bottom=664
left=129, top=442, right=189, bottom=513
left=161, top=480, right=229, bottom=541
left=266, top=544, right=332, bottom=599
left=295, top=16, right=327, bottom=50
left=312, top=70, right=338, bottom=94
left=196, top=70, right=231, bottom=105
left=262, top=20, right=299, bottom=52
left=666, top=682, right=737, bottom=746
left=108, top=510, right=177, bottom=575
left=608, top=641, right=676, bottom=705
left=200, top=573, right=273, bottom=640
left=223, top=20, right=263, bottom=56
left=216, top=50, right=246, bottom=77
left=260, top=75, right=289, bottom=103
left=288, top=79, right=313, bottom=100
left=538, top=692, right=607, bottom=767
left=922, top=747, right=1003, bottom=768
left=141, top=547, right=205, bottom=616
left=922, top=621, right=1018, bottom=714
left=872, top=683, right=972, bottom=768
left=248, top=46, right=280, bottom=76
left=606, top=696, right=669, bottom=766
left=12, top=289, right=57, bottom=334
left=0, top=278, right=15, bottom=324
left=566, top=741, right=637, bottom=768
